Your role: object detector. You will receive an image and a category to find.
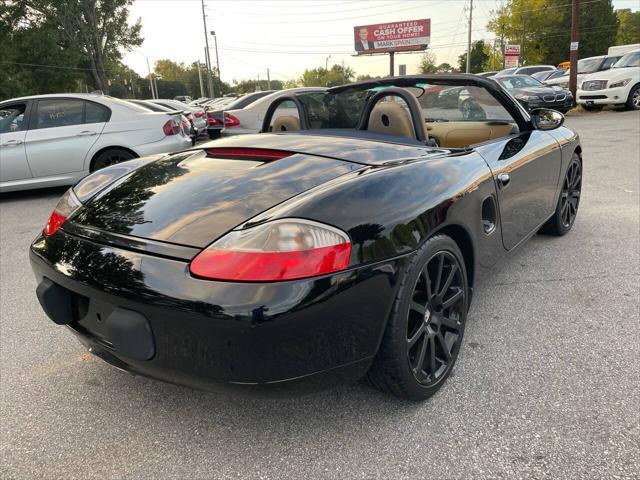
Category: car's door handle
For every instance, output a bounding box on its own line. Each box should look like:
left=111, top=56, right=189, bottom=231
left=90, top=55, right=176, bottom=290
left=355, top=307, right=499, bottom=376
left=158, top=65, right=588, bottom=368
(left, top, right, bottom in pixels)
left=76, top=130, right=97, bottom=136
left=1, top=139, right=23, bottom=147
left=497, top=173, right=510, bottom=187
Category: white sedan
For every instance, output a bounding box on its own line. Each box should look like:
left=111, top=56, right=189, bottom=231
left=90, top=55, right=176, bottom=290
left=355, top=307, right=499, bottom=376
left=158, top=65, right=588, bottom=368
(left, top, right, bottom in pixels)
left=147, top=99, right=208, bottom=134
left=222, top=87, right=326, bottom=136
left=0, top=93, right=192, bottom=192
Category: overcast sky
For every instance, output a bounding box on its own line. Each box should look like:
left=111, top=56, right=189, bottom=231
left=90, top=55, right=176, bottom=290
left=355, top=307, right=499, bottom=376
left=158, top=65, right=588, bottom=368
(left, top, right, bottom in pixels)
left=123, top=0, right=639, bottom=84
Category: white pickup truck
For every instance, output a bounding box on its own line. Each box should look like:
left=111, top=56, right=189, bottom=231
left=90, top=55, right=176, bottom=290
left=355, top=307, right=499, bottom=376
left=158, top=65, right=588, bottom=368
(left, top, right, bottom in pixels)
left=576, top=49, right=640, bottom=111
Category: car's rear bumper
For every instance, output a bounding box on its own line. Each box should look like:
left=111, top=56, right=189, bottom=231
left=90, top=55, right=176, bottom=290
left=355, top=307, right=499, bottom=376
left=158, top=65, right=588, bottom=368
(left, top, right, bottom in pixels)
left=30, top=230, right=405, bottom=390
left=133, top=135, right=192, bottom=157
left=577, top=86, right=630, bottom=105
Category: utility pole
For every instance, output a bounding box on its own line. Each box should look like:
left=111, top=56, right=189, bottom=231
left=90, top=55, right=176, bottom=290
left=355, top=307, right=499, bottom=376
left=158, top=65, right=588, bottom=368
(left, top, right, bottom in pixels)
left=389, top=51, right=395, bottom=76
left=203, top=47, right=212, bottom=97
left=198, top=63, right=204, bottom=98
left=201, top=0, right=215, bottom=97
left=500, top=20, right=505, bottom=69
left=569, top=0, right=580, bottom=100
left=145, top=56, right=155, bottom=99
left=325, top=55, right=331, bottom=70
left=267, top=68, right=271, bottom=90
left=211, top=32, right=221, bottom=95
left=466, top=0, right=473, bottom=73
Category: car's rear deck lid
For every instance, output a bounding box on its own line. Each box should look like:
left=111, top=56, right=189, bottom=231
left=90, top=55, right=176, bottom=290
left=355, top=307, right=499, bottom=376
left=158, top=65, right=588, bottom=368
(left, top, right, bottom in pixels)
left=70, top=149, right=359, bottom=248
left=202, top=132, right=443, bottom=165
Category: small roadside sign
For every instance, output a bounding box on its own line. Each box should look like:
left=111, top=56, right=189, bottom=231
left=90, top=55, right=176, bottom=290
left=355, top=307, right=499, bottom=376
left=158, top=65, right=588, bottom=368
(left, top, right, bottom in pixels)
left=504, top=55, right=519, bottom=68
left=504, top=44, right=520, bottom=55
left=570, top=42, right=579, bottom=51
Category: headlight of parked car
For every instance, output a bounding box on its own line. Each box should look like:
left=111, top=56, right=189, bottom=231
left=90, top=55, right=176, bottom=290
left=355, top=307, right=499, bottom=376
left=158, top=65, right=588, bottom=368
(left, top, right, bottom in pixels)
left=609, top=79, right=631, bottom=89
left=515, top=95, right=540, bottom=102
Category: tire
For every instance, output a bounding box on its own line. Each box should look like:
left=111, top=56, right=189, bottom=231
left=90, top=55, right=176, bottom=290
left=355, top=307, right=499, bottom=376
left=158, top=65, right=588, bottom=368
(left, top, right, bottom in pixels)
left=540, top=153, right=582, bottom=236
left=91, top=148, right=136, bottom=172
left=366, top=234, right=469, bottom=401
left=626, top=84, right=640, bottom=111
left=581, top=104, right=602, bottom=112
left=208, top=129, right=221, bottom=140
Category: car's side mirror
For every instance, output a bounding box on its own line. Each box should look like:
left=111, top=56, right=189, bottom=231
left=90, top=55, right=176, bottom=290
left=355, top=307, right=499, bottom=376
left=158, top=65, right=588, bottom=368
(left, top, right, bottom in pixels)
left=531, top=108, right=565, bottom=131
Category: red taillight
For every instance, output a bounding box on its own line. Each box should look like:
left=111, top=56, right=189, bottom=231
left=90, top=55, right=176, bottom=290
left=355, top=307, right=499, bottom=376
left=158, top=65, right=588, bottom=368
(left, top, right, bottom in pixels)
left=224, top=113, right=240, bottom=127
left=194, top=111, right=203, bottom=118
left=44, top=211, right=68, bottom=237
left=190, top=245, right=350, bottom=282
left=207, top=113, right=222, bottom=126
left=205, top=148, right=292, bottom=161
left=189, top=219, right=351, bottom=282
left=43, top=189, right=82, bottom=237
left=162, top=119, right=180, bottom=136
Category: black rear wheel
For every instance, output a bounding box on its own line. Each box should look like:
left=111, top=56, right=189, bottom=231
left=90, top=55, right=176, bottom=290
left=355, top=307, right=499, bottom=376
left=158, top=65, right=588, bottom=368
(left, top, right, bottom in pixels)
left=626, top=84, right=640, bottom=111
left=91, top=148, right=136, bottom=172
left=366, top=234, right=469, bottom=401
left=540, top=153, right=582, bottom=235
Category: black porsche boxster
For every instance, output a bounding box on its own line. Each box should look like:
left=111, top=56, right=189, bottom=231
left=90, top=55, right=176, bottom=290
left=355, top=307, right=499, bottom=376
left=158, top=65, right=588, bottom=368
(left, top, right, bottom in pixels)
left=30, top=75, right=582, bottom=401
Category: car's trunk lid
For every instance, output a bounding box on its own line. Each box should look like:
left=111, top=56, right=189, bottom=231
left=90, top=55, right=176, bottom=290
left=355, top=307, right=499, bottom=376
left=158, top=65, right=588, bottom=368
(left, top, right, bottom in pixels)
left=70, top=149, right=359, bottom=248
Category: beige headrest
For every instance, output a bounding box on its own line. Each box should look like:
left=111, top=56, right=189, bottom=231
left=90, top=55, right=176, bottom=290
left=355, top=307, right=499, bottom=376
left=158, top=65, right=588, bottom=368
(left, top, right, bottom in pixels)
left=367, top=92, right=428, bottom=141
left=272, top=115, right=300, bottom=132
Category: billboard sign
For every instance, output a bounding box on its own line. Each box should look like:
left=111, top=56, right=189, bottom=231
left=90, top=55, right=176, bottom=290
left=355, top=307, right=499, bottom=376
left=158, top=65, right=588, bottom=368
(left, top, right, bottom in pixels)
left=504, top=44, right=521, bottom=55
left=504, top=55, right=520, bottom=68
left=354, top=19, right=431, bottom=55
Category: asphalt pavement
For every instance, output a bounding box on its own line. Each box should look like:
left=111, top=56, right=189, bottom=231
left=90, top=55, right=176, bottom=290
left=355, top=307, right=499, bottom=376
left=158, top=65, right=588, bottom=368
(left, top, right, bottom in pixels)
left=1, top=110, right=639, bottom=479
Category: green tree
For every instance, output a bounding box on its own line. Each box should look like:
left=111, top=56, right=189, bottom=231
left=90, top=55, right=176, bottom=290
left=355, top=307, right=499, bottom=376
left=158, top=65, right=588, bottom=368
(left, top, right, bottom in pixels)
left=299, top=64, right=354, bottom=87
left=23, top=0, right=143, bottom=93
left=435, top=63, right=455, bottom=73
left=283, top=79, right=301, bottom=89
left=154, top=59, right=188, bottom=82
left=487, top=0, right=618, bottom=66
left=418, top=51, right=438, bottom=73
left=0, top=3, right=85, bottom=99
left=232, top=79, right=284, bottom=94
left=355, top=74, right=380, bottom=81
left=458, top=40, right=490, bottom=73
left=616, top=9, right=640, bottom=45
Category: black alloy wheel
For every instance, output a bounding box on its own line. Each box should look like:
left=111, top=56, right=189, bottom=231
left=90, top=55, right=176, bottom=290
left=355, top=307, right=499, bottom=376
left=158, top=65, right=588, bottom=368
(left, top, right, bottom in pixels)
left=91, top=148, right=136, bottom=172
left=560, top=157, right=582, bottom=229
left=407, top=251, right=466, bottom=386
left=627, top=84, right=640, bottom=110
left=540, top=153, right=582, bottom=235
left=366, top=234, right=469, bottom=401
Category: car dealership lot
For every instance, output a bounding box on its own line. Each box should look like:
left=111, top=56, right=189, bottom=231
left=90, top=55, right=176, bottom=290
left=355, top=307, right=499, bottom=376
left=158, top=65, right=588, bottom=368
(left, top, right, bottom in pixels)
left=1, top=111, right=638, bottom=479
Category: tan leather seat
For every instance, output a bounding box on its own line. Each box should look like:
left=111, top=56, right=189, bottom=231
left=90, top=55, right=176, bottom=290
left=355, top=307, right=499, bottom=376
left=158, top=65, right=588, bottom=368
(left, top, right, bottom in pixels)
left=427, top=122, right=514, bottom=148
left=272, top=116, right=300, bottom=132
left=367, top=92, right=428, bottom=142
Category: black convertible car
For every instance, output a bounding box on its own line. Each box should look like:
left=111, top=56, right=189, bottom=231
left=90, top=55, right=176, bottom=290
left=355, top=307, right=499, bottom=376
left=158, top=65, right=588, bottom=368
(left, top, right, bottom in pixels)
left=30, top=75, right=582, bottom=401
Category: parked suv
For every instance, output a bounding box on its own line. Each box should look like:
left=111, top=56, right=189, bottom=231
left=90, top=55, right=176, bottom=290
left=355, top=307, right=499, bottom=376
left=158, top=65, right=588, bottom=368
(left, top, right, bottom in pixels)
left=545, top=54, right=622, bottom=88
left=0, top=94, right=191, bottom=192
left=576, top=50, right=640, bottom=110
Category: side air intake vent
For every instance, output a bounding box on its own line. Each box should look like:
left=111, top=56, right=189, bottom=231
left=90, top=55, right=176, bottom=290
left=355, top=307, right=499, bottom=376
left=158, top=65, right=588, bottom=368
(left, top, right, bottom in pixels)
left=482, top=196, right=497, bottom=234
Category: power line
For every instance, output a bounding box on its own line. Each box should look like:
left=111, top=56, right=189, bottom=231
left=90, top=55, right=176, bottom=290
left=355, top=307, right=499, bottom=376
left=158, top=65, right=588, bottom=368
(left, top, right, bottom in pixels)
left=219, top=2, right=442, bottom=24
